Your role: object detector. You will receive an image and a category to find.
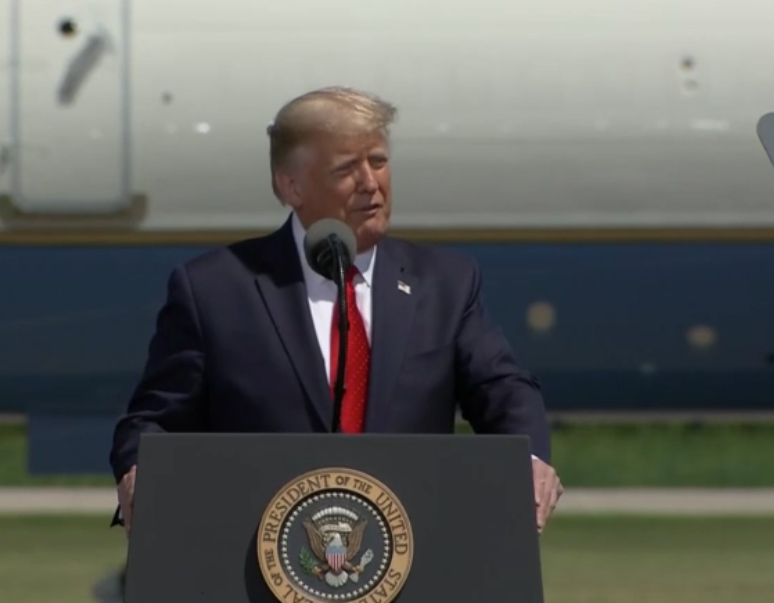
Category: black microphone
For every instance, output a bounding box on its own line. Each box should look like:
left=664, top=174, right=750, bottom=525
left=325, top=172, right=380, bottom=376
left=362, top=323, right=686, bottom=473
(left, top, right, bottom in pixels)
left=303, top=219, right=357, bottom=433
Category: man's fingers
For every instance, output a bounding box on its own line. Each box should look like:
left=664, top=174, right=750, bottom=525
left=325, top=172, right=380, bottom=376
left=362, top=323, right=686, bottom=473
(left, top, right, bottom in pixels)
left=537, top=478, right=563, bottom=532
left=547, top=481, right=561, bottom=517
left=118, top=465, right=137, bottom=539
left=547, top=478, right=565, bottom=522
left=535, top=481, right=550, bottom=529
left=539, top=481, right=553, bottom=525
left=118, top=494, right=133, bottom=537
left=533, top=460, right=546, bottom=504
left=532, top=459, right=563, bottom=534
left=535, top=478, right=545, bottom=505
left=123, top=504, right=133, bottom=536
left=532, top=459, right=547, bottom=531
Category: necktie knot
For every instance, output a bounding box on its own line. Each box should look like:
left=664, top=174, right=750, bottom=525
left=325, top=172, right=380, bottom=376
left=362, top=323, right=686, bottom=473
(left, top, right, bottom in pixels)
left=345, top=265, right=358, bottom=285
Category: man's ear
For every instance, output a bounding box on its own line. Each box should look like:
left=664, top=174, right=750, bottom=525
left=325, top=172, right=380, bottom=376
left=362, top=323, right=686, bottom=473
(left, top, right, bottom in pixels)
left=274, top=168, right=303, bottom=209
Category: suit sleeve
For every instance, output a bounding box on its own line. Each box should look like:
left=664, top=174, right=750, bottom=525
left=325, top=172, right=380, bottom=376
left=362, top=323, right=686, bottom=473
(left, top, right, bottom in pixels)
left=109, top=265, right=207, bottom=482
left=454, top=259, right=551, bottom=463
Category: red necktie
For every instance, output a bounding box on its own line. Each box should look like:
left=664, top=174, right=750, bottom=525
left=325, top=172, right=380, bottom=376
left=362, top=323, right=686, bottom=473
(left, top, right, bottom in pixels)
left=329, top=266, right=370, bottom=433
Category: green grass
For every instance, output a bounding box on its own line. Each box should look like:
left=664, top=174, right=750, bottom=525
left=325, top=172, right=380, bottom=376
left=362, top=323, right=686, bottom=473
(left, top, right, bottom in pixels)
left=539, top=516, right=774, bottom=603
left=0, top=516, right=126, bottom=603
left=1, top=515, right=773, bottom=603
left=2, top=420, right=774, bottom=487
left=547, top=421, right=774, bottom=487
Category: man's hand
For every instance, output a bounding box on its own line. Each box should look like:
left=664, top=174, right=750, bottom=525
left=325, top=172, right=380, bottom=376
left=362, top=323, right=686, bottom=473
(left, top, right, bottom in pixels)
left=532, top=457, right=563, bottom=533
left=117, top=465, right=137, bottom=537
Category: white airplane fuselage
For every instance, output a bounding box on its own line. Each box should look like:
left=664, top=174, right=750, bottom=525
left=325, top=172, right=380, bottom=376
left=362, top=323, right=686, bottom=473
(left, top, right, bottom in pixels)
left=1, top=0, right=774, bottom=228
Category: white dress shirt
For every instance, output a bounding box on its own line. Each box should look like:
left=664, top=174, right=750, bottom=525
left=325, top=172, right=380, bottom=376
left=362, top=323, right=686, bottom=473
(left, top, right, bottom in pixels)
left=291, top=212, right=376, bottom=385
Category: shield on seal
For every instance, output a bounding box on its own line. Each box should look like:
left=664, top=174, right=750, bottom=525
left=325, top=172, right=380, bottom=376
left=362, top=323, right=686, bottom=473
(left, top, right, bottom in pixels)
left=325, top=538, right=347, bottom=573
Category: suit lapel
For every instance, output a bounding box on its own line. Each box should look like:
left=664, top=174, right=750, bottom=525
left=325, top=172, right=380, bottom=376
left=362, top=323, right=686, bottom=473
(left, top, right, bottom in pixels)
left=252, top=219, right=333, bottom=430
left=366, top=240, right=416, bottom=431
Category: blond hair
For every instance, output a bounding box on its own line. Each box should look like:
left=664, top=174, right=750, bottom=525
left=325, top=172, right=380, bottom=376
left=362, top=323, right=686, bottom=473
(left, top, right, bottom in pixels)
left=266, top=86, right=398, bottom=200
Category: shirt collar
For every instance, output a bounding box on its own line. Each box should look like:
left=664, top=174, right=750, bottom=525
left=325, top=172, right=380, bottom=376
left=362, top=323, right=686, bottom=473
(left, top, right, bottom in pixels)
left=291, top=212, right=376, bottom=287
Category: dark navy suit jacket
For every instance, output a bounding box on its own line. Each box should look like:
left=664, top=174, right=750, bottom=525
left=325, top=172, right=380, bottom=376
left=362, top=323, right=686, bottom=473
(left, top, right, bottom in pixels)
left=109, top=216, right=550, bottom=483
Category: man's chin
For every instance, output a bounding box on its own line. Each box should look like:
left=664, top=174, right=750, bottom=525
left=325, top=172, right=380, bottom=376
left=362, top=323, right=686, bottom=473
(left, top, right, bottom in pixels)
left=354, top=215, right=389, bottom=251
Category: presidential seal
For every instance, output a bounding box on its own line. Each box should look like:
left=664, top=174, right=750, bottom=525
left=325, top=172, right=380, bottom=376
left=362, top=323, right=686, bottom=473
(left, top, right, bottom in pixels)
left=257, top=468, right=413, bottom=603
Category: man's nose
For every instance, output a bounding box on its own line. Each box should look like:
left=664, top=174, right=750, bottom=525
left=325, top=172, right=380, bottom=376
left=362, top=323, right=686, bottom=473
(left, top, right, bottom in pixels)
left=356, top=165, right=378, bottom=193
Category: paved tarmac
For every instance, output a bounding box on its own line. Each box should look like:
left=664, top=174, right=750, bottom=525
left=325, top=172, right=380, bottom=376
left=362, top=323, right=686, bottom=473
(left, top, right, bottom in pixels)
left=1, top=486, right=773, bottom=515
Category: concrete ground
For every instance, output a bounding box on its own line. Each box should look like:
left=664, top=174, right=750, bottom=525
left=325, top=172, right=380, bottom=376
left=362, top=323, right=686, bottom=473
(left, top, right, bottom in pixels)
left=1, top=486, right=773, bottom=515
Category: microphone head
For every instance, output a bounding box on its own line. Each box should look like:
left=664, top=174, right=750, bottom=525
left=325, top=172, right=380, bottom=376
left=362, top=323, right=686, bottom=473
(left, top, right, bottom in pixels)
left=303, top=218, right=357, bottom=280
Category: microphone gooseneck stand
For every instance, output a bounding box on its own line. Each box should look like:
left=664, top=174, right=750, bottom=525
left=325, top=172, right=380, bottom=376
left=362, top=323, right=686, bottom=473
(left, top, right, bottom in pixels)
left=328, top=236, right=349, bottom=434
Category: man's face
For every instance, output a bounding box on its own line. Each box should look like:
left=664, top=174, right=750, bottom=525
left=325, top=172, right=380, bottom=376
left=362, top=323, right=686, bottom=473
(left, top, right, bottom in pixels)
left=284, top=130, right=392, bottom=252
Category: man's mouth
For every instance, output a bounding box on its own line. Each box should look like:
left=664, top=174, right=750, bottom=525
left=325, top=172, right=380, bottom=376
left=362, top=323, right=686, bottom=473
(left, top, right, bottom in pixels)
left=355, top=203, right=381, bottom=213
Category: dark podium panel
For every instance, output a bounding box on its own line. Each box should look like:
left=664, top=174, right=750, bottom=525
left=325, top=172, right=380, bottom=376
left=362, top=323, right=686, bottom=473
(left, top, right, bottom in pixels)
left=124, top=433, right=544, bottom=603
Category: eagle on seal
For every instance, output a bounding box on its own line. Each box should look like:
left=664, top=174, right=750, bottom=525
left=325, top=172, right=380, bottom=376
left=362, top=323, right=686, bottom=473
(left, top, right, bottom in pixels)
left=302, top=516, right=368, bottom=578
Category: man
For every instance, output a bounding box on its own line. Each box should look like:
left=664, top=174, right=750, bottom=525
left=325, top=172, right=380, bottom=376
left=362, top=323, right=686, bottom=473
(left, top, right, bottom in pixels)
left=110, top=86, right=563, bottom=536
